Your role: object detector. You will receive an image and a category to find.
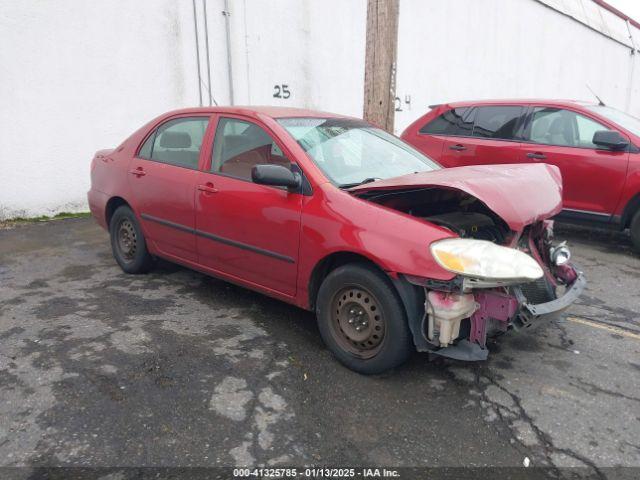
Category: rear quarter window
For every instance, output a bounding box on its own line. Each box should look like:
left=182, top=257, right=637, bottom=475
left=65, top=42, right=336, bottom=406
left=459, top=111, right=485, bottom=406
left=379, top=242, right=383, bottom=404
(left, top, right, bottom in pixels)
left=138, top=133, right=155, bottom=159
left=419, top=107, right=474, bottom=136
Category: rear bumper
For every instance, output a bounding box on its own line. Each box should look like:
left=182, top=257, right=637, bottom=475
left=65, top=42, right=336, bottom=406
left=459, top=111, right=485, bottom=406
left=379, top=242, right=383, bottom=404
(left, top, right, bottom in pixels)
left=87, top=188, right=109, bottom=230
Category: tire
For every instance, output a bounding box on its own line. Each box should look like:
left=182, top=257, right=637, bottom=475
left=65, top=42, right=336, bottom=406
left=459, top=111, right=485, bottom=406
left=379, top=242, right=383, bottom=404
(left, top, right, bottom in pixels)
left=631, top=210, right=640, bottom=253
left=316, top=263, right=413, bottom=374
left=109, top=205, right=154, bottom=274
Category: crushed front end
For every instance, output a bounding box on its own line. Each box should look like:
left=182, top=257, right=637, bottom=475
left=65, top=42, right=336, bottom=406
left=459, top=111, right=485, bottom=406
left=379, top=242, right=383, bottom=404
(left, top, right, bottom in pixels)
left=404, top=220, right=585, bottom=361
left=351, top=164, right=586, bottom=361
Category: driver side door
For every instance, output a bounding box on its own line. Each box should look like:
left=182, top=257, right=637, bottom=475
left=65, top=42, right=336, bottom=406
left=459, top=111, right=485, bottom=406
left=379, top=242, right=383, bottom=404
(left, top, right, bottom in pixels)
left=519, top=107, right=629, bottom=217
left=195, top=115, right=303, bottom=297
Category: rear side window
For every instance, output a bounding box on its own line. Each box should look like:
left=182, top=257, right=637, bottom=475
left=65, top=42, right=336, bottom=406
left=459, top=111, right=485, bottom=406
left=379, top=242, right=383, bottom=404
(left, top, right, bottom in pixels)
left=211, top=117, right=291, bottom=182
left=139, top=117, right=209, bottom=169
left=419, top=107, right=474, bottom=136
left=472, top=106, right=523, bottom=140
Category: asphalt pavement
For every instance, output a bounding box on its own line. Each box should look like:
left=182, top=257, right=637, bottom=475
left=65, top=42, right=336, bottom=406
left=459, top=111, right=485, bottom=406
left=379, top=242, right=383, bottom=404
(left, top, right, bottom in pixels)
left=0, top=218, right=639, bottom=478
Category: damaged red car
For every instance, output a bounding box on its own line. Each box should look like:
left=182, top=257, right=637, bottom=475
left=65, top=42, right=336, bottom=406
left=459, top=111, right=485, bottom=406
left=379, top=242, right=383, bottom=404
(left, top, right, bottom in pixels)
left=88, top=107, right=585, bottom=374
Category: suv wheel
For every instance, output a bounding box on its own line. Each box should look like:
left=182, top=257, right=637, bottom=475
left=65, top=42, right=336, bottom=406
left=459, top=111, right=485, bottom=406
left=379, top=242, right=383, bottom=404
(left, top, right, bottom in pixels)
left=316, top=263, right=412, bottom=374
left=631, top=210, right=640, bottom=252
left=109, top=206, right=154, bottom=274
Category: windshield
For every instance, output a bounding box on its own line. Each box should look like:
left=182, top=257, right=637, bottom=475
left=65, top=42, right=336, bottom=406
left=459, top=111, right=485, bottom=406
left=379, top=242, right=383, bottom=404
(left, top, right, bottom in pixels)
left=277, top=117, right=440, bottom=187
left=585, top=105, right=640, bottom=137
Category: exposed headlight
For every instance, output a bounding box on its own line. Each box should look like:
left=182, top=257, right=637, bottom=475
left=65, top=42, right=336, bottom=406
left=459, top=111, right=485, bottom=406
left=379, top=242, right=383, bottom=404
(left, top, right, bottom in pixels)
left=430, top=238, right=544, bottom=282
left=550, top=242, right=571, bottom=266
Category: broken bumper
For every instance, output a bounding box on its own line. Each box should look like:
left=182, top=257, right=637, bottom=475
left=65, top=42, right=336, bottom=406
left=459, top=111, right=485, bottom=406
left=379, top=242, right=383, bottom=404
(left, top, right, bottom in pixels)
left=513, top=271, right=586, bottom=324
left=427, top=270, right=586, bottom=362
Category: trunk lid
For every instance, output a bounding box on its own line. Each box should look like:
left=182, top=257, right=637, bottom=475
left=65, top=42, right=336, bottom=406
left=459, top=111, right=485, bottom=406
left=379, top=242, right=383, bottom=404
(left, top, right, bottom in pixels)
left=350, top=163, right=563, bottom=232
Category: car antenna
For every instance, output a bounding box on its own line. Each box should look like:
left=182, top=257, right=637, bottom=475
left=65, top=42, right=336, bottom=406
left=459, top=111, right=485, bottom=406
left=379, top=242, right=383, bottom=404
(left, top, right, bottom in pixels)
left=586, top=84, right=606, bottom=106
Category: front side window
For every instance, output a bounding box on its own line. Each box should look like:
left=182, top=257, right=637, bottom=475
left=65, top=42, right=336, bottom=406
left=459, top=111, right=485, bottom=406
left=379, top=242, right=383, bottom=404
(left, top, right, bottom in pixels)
left=528, top=108, right=608, bottom=148
left=211, top=118, right=291, bottom=181
left=472, top=106, right=523, bottom=140
left=419, top=107, right=474, bottom=136
left=278, top=117, right=440, bottom=187
left=140, top=117, right=209, bottom=169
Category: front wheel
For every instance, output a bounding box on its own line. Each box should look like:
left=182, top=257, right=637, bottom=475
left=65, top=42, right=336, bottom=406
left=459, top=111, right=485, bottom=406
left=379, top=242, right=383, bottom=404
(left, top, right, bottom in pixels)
left=109, top=205, right=154, bottom=274
left=631, top=210, right=640, bottom=253
left=316, top=263, right=413, bottom=374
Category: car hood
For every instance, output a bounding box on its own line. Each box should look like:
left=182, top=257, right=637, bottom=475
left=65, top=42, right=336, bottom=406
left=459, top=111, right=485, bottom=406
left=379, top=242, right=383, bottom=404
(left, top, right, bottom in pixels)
left=350, top=163, right=563, bottom=231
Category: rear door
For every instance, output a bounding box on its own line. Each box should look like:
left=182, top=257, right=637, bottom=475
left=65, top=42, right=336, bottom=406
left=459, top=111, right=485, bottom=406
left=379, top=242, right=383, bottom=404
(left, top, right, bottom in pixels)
left=194, top=115, right=303, bottom=297
left=418, top=107, right=476, bottom=167
left=519, top=107, right=629, bottom=216
left=435, top=105, right=525, bottom=167
left=129, top=116, right=210, bottom=262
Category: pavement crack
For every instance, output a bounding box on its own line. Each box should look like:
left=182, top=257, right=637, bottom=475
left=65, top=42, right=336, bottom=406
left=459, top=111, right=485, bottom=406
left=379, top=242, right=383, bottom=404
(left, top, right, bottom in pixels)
left=576, top=296, right=640, bottom=329
left=476, top=368, right=605, bottom=479
left=621, top=441, right=640, bottom=453
left=553, top=321, right=574, bottom=350
left=569, top=377, right=640, bottom=404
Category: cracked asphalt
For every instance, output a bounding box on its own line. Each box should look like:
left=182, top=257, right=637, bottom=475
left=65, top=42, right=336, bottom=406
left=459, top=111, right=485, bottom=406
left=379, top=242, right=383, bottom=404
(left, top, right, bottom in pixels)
left=0, top=218, right=639, bottom=477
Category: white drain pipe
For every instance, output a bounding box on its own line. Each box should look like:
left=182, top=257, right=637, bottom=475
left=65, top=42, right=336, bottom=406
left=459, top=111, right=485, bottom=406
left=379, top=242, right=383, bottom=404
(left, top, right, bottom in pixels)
left=223, top=0, right=235, bottom=105
left=191, top=0, right=203, bottom=106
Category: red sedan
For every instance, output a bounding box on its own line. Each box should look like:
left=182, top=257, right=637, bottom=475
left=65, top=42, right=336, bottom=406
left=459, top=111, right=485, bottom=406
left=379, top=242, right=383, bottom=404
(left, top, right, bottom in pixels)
left=89, top=107, right=584, bottom=373
left=401, top=99, right=640, bottom=251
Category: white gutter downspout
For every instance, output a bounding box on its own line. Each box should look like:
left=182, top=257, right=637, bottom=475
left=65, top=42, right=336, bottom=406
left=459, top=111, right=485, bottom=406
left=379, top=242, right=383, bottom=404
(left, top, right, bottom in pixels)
left=626, top=20, right=637, bottom=112
left=202, top=0, right=215, bottom=106
left=192, top=0, right=203, bottom=107
left=223, top=0, right=235, bottom=105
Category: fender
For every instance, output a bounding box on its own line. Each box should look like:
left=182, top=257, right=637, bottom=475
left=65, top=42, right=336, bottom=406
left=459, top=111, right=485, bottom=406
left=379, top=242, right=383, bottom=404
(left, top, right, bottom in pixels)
left=616, top=163, right=640, bottom=228
left=295, top=183, right=456, bottom=309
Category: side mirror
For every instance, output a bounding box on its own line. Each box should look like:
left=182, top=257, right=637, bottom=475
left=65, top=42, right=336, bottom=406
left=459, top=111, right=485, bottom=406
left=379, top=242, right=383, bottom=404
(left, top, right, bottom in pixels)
left=592, top=130, right=629, bottom=151
left=252, top=164, right=301, bottom=190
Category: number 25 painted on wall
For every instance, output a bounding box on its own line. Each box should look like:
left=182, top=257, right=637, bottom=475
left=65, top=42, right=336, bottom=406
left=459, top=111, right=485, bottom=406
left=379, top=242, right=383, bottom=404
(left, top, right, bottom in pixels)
left=273, top=84, right=291, bottom=99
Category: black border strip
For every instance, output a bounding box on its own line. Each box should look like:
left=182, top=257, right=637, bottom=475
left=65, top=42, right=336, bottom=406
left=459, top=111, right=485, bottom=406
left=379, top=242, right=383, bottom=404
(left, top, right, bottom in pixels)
left=140, top=213, right=295, bottom=264
left=555, top=208, right=612, bottom=225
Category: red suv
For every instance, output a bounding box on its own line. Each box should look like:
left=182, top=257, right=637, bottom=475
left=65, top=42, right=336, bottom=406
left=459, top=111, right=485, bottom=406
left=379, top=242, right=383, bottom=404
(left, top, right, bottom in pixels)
left=401, top=100, right=640, bottom=251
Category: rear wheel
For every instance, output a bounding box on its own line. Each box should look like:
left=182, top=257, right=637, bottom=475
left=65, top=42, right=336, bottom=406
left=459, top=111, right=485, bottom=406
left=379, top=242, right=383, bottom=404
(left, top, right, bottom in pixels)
left=316, top=263, right=412, bottom=374
left=631, top=210, right=640, bottom=252
left=109, top=206, right=154, bottom=274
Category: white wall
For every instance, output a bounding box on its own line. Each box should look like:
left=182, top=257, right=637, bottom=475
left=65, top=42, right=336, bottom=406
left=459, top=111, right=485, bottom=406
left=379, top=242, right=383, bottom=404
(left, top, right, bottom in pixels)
left=0, top=0, right=200, bottom=218
left=395, top=0, right=640, bottom=131
left=0, top=0, right=367, bottom=219
left=1, top=0, right=639, bottom=219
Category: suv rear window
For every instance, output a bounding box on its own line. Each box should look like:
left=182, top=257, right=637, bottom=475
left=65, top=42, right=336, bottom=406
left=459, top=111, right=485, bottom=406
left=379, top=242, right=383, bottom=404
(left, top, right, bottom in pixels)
left=472, top=106, right=523, bottom=140
left=419, top=107, right=474, bottom=136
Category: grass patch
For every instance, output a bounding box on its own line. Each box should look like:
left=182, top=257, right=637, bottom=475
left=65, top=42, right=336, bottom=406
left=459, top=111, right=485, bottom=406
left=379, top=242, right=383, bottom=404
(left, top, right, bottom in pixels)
left=0, top=211, right=91, bottom=229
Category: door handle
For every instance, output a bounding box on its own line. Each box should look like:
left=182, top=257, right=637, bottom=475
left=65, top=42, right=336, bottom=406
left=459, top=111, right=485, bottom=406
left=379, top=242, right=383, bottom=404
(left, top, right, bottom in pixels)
left=129, top=167, right=146, bottom=177
left=197, top=182, right=218, bottom=194
left=449, top=144, right=467, bottom=151
left=526, top=152, right=547, bottom=160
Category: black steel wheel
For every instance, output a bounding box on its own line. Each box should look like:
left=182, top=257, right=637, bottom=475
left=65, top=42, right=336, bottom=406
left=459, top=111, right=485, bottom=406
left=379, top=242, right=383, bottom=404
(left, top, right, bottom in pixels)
left=316, top=263, right=412, bottom=374
left=109, top=205, right=154, bottom=274
left=329, top=286, right=386, bottom=359
left=631, top=210, right=640, bottom=253
left=116, top=218, right=138, bottom=261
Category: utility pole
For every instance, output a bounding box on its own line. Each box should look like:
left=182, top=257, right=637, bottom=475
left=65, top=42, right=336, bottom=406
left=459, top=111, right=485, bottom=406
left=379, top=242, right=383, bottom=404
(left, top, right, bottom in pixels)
left=363, top=0, right=400, bottom=133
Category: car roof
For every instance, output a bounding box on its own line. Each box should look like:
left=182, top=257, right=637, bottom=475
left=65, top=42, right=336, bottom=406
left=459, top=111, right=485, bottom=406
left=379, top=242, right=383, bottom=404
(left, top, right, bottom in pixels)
left=158, top=105, right=352, bottom=119
left=439, top=99, right=599, bottom=109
